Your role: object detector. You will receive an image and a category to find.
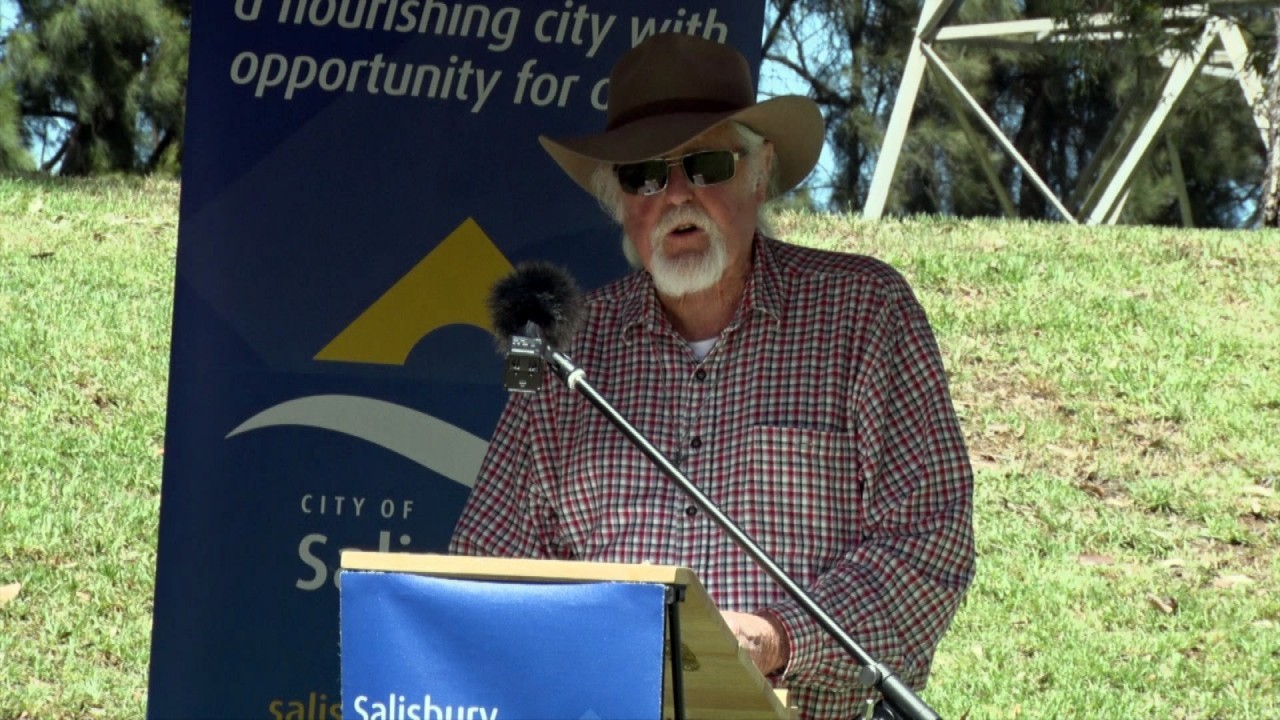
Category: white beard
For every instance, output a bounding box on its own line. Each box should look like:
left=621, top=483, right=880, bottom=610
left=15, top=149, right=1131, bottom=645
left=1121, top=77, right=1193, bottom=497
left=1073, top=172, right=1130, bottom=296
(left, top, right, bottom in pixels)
left=623, top=206, right=728, bottom=297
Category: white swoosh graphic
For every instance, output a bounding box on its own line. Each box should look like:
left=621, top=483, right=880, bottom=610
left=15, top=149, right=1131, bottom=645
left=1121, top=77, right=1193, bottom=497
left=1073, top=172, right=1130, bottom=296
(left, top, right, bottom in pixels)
left=226, top=394, right=488, bottom=488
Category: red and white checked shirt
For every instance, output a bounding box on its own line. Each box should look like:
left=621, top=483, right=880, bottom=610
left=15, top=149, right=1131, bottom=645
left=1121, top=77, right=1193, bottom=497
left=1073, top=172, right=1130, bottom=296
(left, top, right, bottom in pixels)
left=450, top=234, right=976, bottom=720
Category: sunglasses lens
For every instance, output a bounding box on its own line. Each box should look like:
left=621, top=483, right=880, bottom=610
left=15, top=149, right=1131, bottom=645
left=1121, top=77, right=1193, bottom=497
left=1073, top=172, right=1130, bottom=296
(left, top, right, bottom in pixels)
left=614, top=150, right=740, bottom=195
left=616, top=160, right=668, bottom=195
left=683, top=150, right=737, bottom=187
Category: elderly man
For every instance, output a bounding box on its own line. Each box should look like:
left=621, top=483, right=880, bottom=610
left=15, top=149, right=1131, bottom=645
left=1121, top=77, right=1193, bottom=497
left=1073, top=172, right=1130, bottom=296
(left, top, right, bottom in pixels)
left=450, top=33, right=975, bottom=720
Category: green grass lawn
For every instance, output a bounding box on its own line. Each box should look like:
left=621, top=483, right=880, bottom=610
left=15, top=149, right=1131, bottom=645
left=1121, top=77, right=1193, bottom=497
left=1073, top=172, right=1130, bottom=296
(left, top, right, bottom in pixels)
left=2, top=177, right=1278, bottom=719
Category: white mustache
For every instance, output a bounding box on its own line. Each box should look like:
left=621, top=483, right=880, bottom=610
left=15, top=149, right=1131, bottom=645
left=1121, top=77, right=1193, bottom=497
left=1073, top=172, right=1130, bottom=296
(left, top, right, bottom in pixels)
left=652, top=206, right=714, bottom=246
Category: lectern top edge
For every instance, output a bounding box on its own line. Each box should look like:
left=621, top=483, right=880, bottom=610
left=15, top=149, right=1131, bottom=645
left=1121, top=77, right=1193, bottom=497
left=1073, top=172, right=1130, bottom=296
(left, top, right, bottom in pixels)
left=341, top=550, right=699, bottom=588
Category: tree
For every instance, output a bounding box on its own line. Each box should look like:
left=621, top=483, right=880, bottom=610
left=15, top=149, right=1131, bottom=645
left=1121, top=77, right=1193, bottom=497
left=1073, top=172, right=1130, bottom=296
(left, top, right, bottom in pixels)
left=765, top=0, right=1277, bottom=227
left=1042, top=0, right=1276, bottom=227
left=0, top=22, right=33, bottom=172
left=0, top=74, right=33, bottom=172
left=1, top=0, right=188, bottom=175
left=763, top=0, right=1110, bottom=217
left=763, top=0, right=983, bottom=214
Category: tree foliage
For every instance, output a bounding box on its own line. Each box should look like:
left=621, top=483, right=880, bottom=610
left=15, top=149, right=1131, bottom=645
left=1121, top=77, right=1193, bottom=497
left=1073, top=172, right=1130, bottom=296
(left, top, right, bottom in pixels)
left=0, top=76, right=33, bottom=172
left=1040, top=0, right=1275, bottom=226
left=766, top=0, right=1278, bottom=227
left=1, top=0, right=188, bottom=175
left=764, top=0, right=923, bottom=211
left=1, top=0, right=1274, bottom=225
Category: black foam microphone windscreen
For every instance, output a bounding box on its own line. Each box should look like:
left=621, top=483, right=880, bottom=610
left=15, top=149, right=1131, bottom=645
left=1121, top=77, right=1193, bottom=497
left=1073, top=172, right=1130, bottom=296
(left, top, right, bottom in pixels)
left=487, top=262, right=584, bottom=350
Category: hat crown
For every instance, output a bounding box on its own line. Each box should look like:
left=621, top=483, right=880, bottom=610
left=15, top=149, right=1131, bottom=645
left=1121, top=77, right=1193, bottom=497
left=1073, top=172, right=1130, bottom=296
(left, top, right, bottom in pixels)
left=606, top=34, right=755, bottom=131
left=538, top=32, right=823, bottom=201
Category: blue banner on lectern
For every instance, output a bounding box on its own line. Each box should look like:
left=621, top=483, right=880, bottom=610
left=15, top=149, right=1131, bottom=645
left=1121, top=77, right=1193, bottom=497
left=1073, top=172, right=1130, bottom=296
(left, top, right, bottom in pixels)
left=148, top=2, right=764, bottom=718
left=341, top=574, right=666, bottom=720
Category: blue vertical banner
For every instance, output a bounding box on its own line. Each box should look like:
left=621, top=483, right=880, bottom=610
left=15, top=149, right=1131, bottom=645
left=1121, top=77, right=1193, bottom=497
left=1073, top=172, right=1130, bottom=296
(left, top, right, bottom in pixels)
left=341, top=574, right=667, bottom=720
left=149, top=2, right=765, bottom=719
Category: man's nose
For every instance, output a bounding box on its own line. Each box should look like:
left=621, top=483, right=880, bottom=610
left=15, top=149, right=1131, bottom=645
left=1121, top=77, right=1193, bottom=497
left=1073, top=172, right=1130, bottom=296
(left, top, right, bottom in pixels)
left=664, top=161, right=695, bottom=203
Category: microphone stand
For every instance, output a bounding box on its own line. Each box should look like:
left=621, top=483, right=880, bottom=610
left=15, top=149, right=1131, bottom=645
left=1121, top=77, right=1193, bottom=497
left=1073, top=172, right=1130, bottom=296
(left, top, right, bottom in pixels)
left=528, top=345, right=940, bottom=720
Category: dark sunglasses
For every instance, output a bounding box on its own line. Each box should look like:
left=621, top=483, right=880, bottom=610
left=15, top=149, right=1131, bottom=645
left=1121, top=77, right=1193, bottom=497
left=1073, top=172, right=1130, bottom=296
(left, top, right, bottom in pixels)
left=614, top=149, right=742, bottom=196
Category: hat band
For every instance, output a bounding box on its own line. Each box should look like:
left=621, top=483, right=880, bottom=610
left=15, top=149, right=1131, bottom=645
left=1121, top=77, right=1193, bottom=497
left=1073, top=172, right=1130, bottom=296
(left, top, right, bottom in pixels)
left=607, top=98, right=745, bottom=131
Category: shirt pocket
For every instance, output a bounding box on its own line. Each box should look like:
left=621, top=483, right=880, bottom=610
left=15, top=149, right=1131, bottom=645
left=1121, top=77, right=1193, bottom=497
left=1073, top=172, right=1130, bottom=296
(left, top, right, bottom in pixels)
left=727, top=426, right=863, bottom=583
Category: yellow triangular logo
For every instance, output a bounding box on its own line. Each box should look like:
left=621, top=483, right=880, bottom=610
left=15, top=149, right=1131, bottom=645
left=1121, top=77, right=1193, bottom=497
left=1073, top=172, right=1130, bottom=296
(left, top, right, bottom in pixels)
left=315, top=218, right=512, bottom=365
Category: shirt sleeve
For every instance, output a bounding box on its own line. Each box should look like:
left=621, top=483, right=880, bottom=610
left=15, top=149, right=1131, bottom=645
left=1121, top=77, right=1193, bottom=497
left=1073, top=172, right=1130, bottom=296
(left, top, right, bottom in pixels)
left=448, top=393, right=556, bottom=559
left=763, top=285, right=976, bottom=694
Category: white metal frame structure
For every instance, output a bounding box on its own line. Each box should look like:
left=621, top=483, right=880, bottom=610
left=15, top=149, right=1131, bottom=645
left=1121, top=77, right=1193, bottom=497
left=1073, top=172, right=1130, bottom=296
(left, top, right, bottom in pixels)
left=864, top=0, right=1272, bottom=225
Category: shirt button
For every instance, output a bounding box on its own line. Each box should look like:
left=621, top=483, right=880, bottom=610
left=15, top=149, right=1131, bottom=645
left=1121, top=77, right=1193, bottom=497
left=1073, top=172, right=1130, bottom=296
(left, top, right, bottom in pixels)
left=690, top=437, right=702, bottom=449
left=694, top=369, right=707, bottom=381
left=684, top=505, right=698, bottom=517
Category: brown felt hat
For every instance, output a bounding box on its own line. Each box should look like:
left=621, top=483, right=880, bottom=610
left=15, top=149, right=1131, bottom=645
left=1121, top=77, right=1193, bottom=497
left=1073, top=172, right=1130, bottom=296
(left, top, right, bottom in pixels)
left=539, top=33, right=823, bottom=200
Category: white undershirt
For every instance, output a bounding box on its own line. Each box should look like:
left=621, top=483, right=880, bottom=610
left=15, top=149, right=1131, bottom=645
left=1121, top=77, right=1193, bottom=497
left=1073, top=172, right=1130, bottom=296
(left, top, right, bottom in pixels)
left=688, top=337, right=717, bottom=361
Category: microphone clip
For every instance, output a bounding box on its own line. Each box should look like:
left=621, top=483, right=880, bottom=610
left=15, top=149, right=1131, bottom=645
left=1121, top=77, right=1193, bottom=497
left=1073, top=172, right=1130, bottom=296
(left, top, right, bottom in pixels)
left=503, top=321, right=547, bottom=393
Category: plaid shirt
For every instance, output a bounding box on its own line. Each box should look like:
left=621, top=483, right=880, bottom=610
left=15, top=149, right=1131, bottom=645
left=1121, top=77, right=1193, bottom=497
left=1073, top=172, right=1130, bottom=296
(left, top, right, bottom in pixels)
left=451, top=234, right=975, bottom=719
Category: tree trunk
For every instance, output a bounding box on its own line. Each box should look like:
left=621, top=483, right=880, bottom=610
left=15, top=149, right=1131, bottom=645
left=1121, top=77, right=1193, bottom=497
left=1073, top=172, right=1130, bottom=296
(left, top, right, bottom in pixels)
left=1263, top=8, right=1280, bottom=227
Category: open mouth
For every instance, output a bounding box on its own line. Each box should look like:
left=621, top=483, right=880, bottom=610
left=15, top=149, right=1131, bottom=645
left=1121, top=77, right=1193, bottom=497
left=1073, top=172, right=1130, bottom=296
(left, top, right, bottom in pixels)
left=672, top=223, right=701, bottom=235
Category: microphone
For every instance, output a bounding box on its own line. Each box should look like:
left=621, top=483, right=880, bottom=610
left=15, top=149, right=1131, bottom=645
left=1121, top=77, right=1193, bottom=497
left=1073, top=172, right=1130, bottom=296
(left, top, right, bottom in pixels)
left=487, top=263, right=584, bottom=393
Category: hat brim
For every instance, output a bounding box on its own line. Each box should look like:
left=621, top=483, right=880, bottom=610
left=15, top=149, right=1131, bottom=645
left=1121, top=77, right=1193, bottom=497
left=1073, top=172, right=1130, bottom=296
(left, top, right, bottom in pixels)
left=539, top=96, right=823, bottom=201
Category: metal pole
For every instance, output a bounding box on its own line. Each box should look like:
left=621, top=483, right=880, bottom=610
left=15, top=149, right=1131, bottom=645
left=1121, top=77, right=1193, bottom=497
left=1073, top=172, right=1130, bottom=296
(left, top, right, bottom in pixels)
left=545, top=351, right=940, bottom=720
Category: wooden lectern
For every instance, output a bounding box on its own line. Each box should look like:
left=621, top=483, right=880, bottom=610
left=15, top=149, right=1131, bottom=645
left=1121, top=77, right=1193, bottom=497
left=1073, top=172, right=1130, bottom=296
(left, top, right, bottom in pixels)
left=341, top=551, right=796, bottom=720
